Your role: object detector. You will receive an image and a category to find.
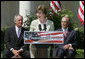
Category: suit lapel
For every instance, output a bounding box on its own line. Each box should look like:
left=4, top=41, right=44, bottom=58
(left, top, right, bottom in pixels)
left=13, top=27, right=17, bottom=38
left=66, top=28, right=71, bottom=37
left=11, top=26, right=18, bottom=42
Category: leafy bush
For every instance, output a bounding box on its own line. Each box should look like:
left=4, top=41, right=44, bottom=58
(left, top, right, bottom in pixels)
left=75, top=49, right=84, bottom=58
left=77, top=27, right=84, bottom=49
left=47, top=8, right=75, bottom=30
left=24, top=14, right=37, bottom=28
left=1, top=27, right=6, bottom=51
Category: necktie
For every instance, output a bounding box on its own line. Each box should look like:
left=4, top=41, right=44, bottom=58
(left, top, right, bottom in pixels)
left=64, top=29, right=67, bottom=38
left=18, top=28, right=20, bottom=38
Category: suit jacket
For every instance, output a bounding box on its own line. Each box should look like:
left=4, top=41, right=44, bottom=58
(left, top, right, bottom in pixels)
left=55, top=28, right=77, bottom=49
left=4, top=26, right=28, bottom=51
left=30, top=19, right=54, bottom=31
left=30, top=19, right=54, bottom=48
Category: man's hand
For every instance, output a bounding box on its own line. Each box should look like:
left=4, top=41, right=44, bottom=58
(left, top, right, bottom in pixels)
left=12, top=49, right=19, bottom=57
left=69, top=46, right=74, bottom=50
left=63, top=44, right=70, bottom=50
left=17, top=49, right=23, bottom=54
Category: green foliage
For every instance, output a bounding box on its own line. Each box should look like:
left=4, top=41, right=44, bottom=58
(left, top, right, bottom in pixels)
left=75, top=49, right=84, bottom=58
left=24, top=14, right=37, bottom=27
left=47, top=8, right=74, bottom=30
left=24, top=8, right=76, bottom=30
left=1, top=27, right=6, bottom=51
left=77, top=27, right=84, bottom=49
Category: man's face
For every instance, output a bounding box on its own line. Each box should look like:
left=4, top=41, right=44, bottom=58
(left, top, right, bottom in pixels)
left=15, top=16, right=23, bottom=28
left=61, top=17, right=68, bottom=29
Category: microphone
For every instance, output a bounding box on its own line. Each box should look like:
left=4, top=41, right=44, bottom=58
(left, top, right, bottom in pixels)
left=38, top=24, right=42, bottom=31
left=43, top=24, right=47, bottom=31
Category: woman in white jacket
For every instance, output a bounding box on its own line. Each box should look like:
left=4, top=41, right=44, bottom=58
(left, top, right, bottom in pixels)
left=29, top=5, right=54, bottom=58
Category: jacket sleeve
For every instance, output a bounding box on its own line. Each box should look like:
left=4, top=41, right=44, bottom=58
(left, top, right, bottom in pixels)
left=71, top=31, right=78, bottom=48
left=65, top=30, right=78, bottom=48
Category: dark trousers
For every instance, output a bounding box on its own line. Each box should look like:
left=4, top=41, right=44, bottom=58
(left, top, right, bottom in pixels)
left=3, top=48, right=30, bottom=58
left=57, top=48, right=76, bottom=58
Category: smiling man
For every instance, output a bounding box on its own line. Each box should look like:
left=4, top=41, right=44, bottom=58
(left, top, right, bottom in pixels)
left=52, top=15, right=77, bottom=58
left=3, top=14, right=30, bottom=58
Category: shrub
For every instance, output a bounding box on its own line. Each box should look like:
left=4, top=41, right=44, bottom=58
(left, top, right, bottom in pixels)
left=47, top=8, right=75, bottom=30
left=24, top=14, right=37, bottom=28
left=1, top=27, right=6, bottom=51
left=75, top=49, right=84, bottom=58
left=77, top=27, right=84, bottom=49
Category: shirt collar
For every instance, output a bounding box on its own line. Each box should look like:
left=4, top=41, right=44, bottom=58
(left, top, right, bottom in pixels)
left=15, top=25, right=21, bottom=31
left=38, top=19, right=48, bottom=25
left=62, top=27, right=68, bottom=32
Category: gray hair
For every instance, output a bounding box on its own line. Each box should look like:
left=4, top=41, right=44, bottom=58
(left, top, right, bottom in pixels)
left=14, top=14, right=23, bottom=22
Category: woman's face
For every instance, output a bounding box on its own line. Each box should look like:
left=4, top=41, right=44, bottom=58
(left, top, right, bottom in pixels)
left=36, top=10, right=45, bottom=19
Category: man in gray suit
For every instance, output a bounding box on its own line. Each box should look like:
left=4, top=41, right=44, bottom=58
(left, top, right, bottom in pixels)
left=52, top=16, right=77, bottom=58
left=3, top=15, right=30, bottom=58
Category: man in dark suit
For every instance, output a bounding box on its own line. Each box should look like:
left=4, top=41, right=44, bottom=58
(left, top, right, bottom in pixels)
left=3, top=15, right=30, bottom=58
left=52, top=16, right=77, bottom=58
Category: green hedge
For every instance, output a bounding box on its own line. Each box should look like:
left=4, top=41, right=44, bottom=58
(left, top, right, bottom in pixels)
left=1, top=27, right=6, bottom=51
left=75, top=49, right=84, bottom=58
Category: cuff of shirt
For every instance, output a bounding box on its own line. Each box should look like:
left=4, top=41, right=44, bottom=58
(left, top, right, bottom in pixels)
left=20, top=48, right=23, bottom=52
left=10, top=48, right=14, bottom=51
left=69, top=44, right=72, bottom=47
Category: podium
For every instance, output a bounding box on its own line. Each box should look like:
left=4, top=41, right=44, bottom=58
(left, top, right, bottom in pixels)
left=24, top=31, right=64, bottom=58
